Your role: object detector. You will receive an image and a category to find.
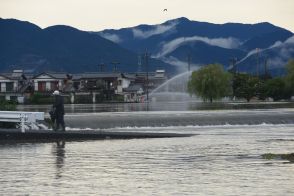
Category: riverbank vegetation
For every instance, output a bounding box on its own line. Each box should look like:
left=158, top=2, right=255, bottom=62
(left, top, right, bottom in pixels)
left=188, top=60, right=294, bottom=102
left=0, top=100, right=17, bottom=128
left=262, top=153, right=294, bottom=163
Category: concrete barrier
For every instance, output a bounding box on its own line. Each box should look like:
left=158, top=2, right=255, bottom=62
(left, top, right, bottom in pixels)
left=0, top=111, right=44, bottom=133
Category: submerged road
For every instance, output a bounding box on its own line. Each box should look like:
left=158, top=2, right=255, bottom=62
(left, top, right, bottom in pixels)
left=64, top=109, right=294, bottom=129
left=0, top=129, right=193, bottom=142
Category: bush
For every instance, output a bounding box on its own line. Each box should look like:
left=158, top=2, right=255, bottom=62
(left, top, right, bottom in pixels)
left=113, top=94, right=124, bottom=102
left=0, top=100, right=17, bottom=111
left=0, top=100, right=17, bottom=128
left=29, top=92, right=54, bottom=104
left=264, top=78, right=291, bottom=101
left=28, top=93, right=70, bottom=104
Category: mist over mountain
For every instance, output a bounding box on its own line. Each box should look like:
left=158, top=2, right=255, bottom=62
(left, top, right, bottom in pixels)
left=237, top=36, right=294, bottom=76
left=0, top=18, right=170, bottom=73
left=99, top=17, right=294, bottom=74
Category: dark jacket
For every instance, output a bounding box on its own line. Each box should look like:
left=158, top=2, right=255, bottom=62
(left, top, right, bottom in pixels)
left=53, top=95, right=65, bottom=116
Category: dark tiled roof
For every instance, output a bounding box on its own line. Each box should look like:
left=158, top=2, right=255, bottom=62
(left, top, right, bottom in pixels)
left=77, top=72, right=121, bottom=79
left=0, top=72, right=33, bottom=80
left=33, top=72, right=68, bottom=79
left=124, top=84, right=144, bottom=92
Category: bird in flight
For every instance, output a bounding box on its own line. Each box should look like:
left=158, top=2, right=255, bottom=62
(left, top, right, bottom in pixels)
left=163, top=9, right=167, bottom=12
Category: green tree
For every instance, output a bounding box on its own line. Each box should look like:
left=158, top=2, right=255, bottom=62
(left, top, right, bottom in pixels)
left=233, top=73, right=259, bottom=102
left=265, top=77, right=291, bottom=101
left=285, top=59, right=294, bottom=96
left=188, top=64, right=232, bottom=102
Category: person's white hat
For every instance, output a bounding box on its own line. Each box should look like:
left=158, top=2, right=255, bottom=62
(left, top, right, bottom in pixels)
left=52, top=90, right=60, bottom=95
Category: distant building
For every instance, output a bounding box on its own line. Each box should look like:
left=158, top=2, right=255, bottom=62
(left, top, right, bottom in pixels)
left=0, top=70, right=32, bottom=103
left=123, top=84, right=144, bottom=102
left=0, top=69, right=167, bottom=103
left=32, top=72, right=68, bottom=93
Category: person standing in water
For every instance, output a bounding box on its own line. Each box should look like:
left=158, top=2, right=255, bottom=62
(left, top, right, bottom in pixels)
left=52, top=90, right=65, bottom=131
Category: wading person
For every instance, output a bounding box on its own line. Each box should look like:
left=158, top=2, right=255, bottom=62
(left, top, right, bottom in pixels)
left=52, top=90, right=65, bottom=131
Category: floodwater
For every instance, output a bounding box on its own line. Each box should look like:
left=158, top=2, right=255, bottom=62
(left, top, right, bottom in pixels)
left=1, top=102, right=293, bottom=195
left=16, top=101, right=294, bottom=113
left=1, top=124, right=294, bottom=195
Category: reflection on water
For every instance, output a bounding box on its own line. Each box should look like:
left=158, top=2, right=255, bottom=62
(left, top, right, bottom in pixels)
left=0, top=125, right=294, bottom=195
left=53, top=141, right=66, bottom=179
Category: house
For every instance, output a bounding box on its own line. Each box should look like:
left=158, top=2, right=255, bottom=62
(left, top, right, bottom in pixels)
left=0, top=69, right=167, bottom=103
left=123, top=84, right=144, bottom=102
left=126, top=69, right=167, bottom=92
left=0, top=70, right=32, bottom=102
left=74, top=72, right=133, bottom=93
left=32, top=72, right=70, bottom=93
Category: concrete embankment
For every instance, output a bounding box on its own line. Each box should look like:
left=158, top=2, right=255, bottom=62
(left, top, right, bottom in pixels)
left=0, top=129, right=194, bottom=142
left=64, top=109, right=294, bottom=129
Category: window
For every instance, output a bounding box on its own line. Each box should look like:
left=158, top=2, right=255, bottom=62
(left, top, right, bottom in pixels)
left=38, top=82, right=46, bottom=92
left=51, top=81, right=59, bottom=90
left=6, top=82, right=13, bottom=92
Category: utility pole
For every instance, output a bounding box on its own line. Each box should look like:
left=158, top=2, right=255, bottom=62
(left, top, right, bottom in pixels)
left=264, top=58, right=268, bottom=79
left=233, top=58, right=238, bottom=74
left=230, top=58, right=238, bottom=74
left=111, top=61, right=120, bottom=73
left=137, top=54, right=142, bottom=72
left=98, top=63, right=105, bottom=72
left=144, top=51, right=149, bottom=102
left=256, top=48, right=260, bottom=77
left=187, top=53, right=191, bottom=72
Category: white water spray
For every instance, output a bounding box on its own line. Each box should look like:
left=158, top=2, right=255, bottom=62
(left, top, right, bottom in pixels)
left=149, top=71, right=198, bottom=101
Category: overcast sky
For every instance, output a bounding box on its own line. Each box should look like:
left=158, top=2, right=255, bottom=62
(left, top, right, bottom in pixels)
left=0, top=0, right=293, bottom=32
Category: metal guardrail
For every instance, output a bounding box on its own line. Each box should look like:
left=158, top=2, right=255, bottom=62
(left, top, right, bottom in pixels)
left=0, top=111, right=44, bottom=133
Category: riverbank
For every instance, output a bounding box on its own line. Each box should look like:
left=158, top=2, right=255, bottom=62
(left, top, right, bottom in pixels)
left=0, top=129, right=194, bottom=142
left=15, top=101, right=294, bottom=114
left=63, top=109, right=294, bottom=129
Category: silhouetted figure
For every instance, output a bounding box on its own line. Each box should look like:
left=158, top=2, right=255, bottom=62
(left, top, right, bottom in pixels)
left=52, top=90, right=65, bottom=131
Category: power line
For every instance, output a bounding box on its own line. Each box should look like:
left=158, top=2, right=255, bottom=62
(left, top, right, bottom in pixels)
left=111, top=61, right=120, bottom=73
left=144, top=51, right=149, bottom=102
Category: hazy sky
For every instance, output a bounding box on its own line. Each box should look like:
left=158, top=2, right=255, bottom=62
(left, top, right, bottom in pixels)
left=0, top=0, right=293, bottom=32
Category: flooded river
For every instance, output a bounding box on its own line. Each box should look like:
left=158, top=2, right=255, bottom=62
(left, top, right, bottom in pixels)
left=0, top=102, right=293, bottom=195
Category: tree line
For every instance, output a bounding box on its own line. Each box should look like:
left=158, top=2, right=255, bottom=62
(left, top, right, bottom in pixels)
left=188, top=60, right=294, bottom=102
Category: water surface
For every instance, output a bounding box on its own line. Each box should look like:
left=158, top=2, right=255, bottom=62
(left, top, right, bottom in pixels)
left=4, top=102, right=294, bottom=195
left=1, top=124, right=294, bottom=195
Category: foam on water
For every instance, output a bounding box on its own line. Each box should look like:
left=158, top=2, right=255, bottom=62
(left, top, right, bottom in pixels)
left=63, top=123, right=294, bottom=133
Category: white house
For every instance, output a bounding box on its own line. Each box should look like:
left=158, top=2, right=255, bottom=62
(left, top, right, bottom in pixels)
left=32, top=72, right=68, bottom=92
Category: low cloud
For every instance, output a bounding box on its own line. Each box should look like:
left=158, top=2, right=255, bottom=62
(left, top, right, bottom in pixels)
left=99, top=32, right=122, bottom=43
left=162, top=56, right=201, bottom=73
left=155, top=36, right=241, bottom=58
left=285, top=35, right=294, bottom=44
left=237, top=35, right=294, bottom=65
left=269, top=41, right=283, bottom=49
left=132, top=21, right=178, bottom=39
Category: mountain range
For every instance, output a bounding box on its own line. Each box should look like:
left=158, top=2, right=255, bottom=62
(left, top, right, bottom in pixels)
left=0, top=18, right=169, bottom=73
left=0, top=17, right=293, bottom=75
left=99, top=17, right=294, bottom=75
